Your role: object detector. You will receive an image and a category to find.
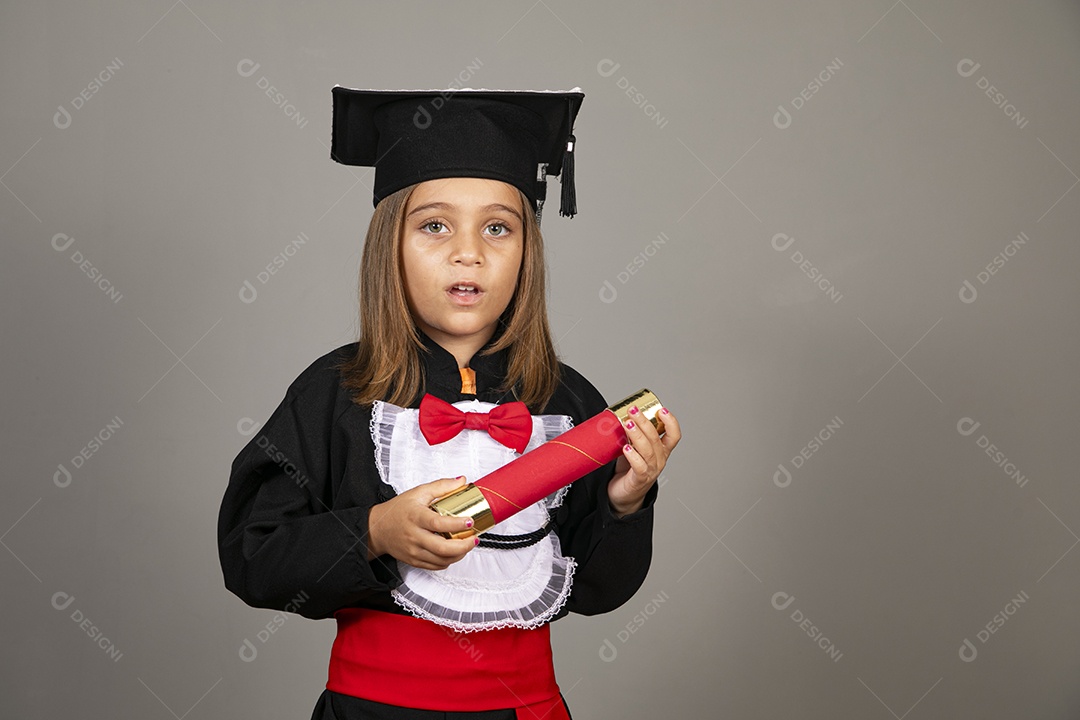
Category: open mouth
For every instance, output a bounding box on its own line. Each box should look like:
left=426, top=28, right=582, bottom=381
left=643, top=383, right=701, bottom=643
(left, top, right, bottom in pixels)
left=448, top=283, right=483, bottom=297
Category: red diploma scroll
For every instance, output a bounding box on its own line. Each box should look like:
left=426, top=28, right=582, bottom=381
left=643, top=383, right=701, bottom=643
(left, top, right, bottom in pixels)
left=430, top=388, right=665, bottom=538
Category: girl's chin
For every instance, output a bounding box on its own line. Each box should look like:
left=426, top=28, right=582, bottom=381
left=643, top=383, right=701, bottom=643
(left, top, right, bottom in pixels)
left=425, top=320, right=499, bottom=339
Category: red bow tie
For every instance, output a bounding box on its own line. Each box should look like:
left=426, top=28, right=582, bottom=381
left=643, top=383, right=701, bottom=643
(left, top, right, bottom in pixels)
left=418, top=394, right=533, bottom=454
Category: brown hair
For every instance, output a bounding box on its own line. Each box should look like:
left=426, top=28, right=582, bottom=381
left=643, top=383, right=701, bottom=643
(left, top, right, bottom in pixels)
left=334, top=183, right=561, bottom=412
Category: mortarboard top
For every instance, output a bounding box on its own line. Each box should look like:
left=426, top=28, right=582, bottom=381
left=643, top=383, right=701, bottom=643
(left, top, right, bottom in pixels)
left=330, top=87, right=584, bottom=222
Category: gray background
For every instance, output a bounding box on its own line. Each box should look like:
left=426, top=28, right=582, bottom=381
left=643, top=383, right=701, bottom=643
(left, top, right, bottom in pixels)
left=3, top=1, right=1078, bottom=718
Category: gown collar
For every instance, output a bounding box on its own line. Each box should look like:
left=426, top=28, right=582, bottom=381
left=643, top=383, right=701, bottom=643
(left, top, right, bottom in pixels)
left=416, top=322, right=512, bottom=401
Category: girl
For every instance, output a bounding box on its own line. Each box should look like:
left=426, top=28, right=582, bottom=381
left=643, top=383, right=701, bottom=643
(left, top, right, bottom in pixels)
left=217, top=87, right=682, bottom=720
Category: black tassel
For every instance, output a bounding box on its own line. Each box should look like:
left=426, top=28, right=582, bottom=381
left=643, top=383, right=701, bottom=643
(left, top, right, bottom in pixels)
left=559, top=133, right=576, bottom=218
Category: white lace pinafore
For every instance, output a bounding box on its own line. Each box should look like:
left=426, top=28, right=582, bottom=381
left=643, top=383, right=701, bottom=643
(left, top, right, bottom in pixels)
left=370, top=399, right=577, bottom=633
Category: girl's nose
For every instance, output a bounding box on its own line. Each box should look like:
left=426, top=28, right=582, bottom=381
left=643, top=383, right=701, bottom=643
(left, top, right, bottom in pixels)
left=449, top=230, right=484, bottom=265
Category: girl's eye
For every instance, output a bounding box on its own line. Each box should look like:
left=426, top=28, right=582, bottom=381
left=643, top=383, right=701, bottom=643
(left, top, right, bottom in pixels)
left=486, top=224, right=508, bottom=236
left=422, top=221, right=446, bottom=234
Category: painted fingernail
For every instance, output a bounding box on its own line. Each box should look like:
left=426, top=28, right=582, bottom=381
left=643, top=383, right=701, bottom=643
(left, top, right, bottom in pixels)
left=456, top=475, right=466, bottom=481
left=661, top=408, right=669, bottom=415
left=624, top=444, right=632, bottom=453
left=465, top=519, right=474, bottom=528
left=629, top=406, right=639, bottom=416
left=474, top=537, right=480, bottom=546
left=625, top=420, right=635, bottom=430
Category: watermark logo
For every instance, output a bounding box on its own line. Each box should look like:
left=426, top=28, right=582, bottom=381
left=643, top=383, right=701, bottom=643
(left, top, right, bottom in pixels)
left=769, top=233, right=843, bottom=304
left=956, top=417, right=1029, bottom=488
left=440, top=625, right=485, bottom=662
left=599, top=591, right=670, bottom=661
left=597, top=60, right=669, bottom=130
left=958, top=589, right=1029, bottom=662
left=412, top=58, right=484, bottom=129
left=958, top=231, right=1029, bottom=304
left=54, top=58, right=124, bottom=130
left=237, top=417, right=260, bottom=436
left=956, top=59, right=1029, bottom=130
left=239, top=232, right=310, bottom=304
left=774, top=58, right=843, bottom=129
left=239, top=591, right=309, bottom=661
left=774, top=416, right=843, bottom=488
left=51, top=233, right=123, bottom=304
left=256, top=435, right=311, bottom=488
left=599, top=232, right=670, bottom=303
left=771, top=591, right=842, bottom=662
left=237, top=59, right=308, bottom=129
left=54, top=415, right=124, bottom=488
left=52, top=591, right=123, bottom=662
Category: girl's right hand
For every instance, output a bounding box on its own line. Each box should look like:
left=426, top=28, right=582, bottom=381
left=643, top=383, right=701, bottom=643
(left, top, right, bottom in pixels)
left=366, top=476, right=478, bottom=570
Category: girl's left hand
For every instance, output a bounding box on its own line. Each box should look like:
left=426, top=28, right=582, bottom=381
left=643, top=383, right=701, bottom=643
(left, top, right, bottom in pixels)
left=607, top=406, right=681, bottom=518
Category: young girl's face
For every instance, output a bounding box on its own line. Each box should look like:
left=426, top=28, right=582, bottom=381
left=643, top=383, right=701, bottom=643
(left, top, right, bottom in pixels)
left=400, top=177, right=524, bottom=359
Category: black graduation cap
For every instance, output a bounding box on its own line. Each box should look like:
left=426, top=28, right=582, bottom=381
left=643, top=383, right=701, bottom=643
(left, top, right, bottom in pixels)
left=330, top=87, right=584, bottom=222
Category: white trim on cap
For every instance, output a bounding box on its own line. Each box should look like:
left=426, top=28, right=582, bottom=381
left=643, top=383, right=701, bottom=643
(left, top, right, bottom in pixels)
left=332, top=85, right=583, bottom=93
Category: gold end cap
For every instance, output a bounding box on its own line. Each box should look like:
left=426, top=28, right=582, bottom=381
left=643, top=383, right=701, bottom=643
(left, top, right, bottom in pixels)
left=428, top=483, right=495, bottom=539
left=608, top=388, right=665, bottom=435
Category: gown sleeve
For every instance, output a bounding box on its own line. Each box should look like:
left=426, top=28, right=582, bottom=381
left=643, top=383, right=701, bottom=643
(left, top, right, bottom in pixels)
left=552, top=366, right=660, bottom=617
left=217, top=355, right=392, bottom=620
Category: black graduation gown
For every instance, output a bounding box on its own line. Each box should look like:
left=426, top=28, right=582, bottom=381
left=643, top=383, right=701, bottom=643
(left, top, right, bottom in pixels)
left=217, top=327, right=659, bottom=718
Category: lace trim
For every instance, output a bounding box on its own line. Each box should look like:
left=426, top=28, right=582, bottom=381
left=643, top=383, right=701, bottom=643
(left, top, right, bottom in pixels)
left=391, top=532, right=577, bottom=633
left=370, top=400, right=398, bottom=491
left=540, top=413, right=573, bottom=511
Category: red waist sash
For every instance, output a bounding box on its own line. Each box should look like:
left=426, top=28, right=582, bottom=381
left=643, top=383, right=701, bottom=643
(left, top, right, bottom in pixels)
left=327, top=608, right=569, bottom=719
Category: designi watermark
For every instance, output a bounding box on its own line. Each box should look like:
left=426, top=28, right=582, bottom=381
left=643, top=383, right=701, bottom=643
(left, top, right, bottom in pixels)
left=51, top=233, right=123, bottom=304
left=774, top=58, right=844, bottom=130
left=958, top=589, right=1029, bottom=662
left=54, top=58, right=123, bottom=130
left=599, top=590, right=670, bottom=661
left=774, top=416, right=843, bottom=488
left=53, top=591, right=123, bottom=662
left=237, top=417, right=261, bottom=437
left=956, top=417, right=1029, bottom=488
left=958, top=231, right=1030, bottom=304
left=769, top=233, right=843, bottom=304
left=412, top=58, right=485, bottom=129
left=255, top=435, right=312, bottom=488
left=239, top=591, right=310, bottom=661
left=772, top=590, right=843, bottom=663
left=239, top=232, right=311, bottom=304
left=596, top=59, right=668, bottom=130
left=599, top=232, right=670, bottom=303
left=237, top=59, right=309, bottom=130
left=441, top=624, right=485, bottom=662
left=54, top=415, right=124, bottom=488
left=957, top=59, right=1029, bottom=130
